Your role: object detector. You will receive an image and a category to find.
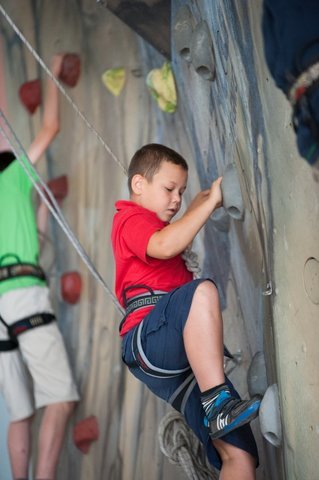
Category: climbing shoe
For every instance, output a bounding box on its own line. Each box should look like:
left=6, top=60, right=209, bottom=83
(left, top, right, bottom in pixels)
left=203, top=385, right=261, bottom=439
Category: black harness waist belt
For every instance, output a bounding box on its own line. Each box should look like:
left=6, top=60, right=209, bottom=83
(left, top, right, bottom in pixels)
left=0, top=263, right=46, bottom=283
left=125, top=292, right=166, bottom=316
left=120, top=285, right=167, bottom=332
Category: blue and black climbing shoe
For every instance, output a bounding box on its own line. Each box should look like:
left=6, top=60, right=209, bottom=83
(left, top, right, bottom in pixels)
left=202, top=385, right=261, bottom=439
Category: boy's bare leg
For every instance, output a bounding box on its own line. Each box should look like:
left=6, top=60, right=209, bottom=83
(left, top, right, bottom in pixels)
left=183, top=280, right=225, bottom=391
left=35, top=401, right=75, bottom=480
left=183, top=280, right=260, bottom=441
left=213, top=439, right=256, bottom=480
left=8, top=416, right=32, bottom=479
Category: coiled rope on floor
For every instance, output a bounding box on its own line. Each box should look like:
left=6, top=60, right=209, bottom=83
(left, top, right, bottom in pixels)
left=158, top=410, right=216, bottom=480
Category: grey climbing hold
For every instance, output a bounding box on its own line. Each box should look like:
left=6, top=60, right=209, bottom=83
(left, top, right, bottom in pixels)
left=211, top=207, right=231, bottom=232
left=190, top=20, right=216, bottom=81
left=247, top=351, right=268, bottom=397
left=259, top=384, right=282, bottom=447
left=303, top=256, right=319, bottom=305
left=173, top=5, right=194, bottom=63
left=221, top=163, right=245, bottom=221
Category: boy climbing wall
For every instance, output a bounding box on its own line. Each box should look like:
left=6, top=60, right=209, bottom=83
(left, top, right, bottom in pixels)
left=112, top=143, right=260, bottom=479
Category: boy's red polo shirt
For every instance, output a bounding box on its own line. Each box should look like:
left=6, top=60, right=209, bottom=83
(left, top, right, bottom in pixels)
left=111, top=200, right=192, bottom=335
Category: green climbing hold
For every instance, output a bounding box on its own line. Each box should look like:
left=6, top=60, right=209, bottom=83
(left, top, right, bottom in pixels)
left=101, top=68, right=126, bottom=96
left=146, top=62, right=177, bottom=113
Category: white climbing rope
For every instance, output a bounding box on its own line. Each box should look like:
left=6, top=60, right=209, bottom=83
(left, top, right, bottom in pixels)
left=182, top=246, right=201, bottom=278
left=0, top=110, right=124, bottom=316
left=158, top=410, right=216, bottom=480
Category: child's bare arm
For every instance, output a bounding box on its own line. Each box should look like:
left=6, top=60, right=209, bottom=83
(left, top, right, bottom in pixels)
left=147, top=177, right=222, bottom=259
left=27, top=54, right=64, bottom=165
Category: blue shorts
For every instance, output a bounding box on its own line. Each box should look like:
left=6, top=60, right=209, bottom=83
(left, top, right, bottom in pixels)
left=122, top=279, right=259, bottom=470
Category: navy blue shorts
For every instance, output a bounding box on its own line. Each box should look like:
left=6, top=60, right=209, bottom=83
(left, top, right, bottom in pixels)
left=122, top=279, right=259, bottom=470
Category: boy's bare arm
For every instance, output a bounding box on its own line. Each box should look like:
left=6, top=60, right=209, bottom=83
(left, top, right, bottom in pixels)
left=27, top=54, right=64, bottom=165
left=147, top=177, right=223, bottom=259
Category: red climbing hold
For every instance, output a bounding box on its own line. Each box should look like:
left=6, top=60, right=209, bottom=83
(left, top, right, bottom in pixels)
left=19, top=79, right=42, bottom=114
left=73, top=415, right=99, bottom=454
left=47, top=175, right=68, bottom=202
left=59, top=53, right=81, bottom=87
left=61, top=271, right=82, bottom=304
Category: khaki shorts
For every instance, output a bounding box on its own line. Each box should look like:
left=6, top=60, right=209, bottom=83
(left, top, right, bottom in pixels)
left=0, top=286, right=79, bottom=421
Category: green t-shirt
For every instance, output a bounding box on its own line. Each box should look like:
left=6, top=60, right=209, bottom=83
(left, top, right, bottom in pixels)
left=0, top=156, right=46, bottom=295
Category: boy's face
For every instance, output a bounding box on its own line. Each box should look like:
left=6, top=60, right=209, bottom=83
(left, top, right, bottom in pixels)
left=133, top=160, right=188, bottom=222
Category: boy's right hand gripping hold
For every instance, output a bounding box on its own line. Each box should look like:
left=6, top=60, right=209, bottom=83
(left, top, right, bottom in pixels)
left=186, top=176, right=223, bottom=214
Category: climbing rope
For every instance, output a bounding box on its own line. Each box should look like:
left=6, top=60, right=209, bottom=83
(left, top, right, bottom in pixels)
left=158, top=410, right=216, bottom=480
left=182, top=246, right=201, bottom=278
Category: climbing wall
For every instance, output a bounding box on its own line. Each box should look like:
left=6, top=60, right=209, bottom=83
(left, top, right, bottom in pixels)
left=0, top=1, right=318, bottom=480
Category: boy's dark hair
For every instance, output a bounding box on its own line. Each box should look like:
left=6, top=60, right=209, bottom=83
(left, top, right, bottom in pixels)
left=128, top=143, right=188, bottom=193
left=0, top=150, right=16, bottom=172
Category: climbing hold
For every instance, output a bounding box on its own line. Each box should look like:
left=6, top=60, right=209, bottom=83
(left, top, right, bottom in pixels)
left=173, top=5, right=195, bottom=62
left=19, top=79, right=42, bottom=114
left=303, top=256, right=319, bottom=305
left=61, top=271, right=82, bottom=304
left=39, top=175, right=68, bottom=208
left=101, top=67, right=126, bottom=96
left=221, top=163, right=245, bottom=221
left=247, top=351, right=268, bottom=397
left=47, top=175, right=68, bottom=202
left=58, top=53, right=81, bottom=87
left=73, top=415, right=99, bottom=454
left=211, top=207, right=231, bottom=232
left=190, top=21, right=216, bottom=81
left=146, top=62, right=177, bottom=113
left=259, top=384, right=282, bottom=447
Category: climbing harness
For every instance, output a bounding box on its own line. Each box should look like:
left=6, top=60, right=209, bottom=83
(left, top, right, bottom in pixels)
left=289, top=60, right=319, bottom=107
left=127, top=317, right=196, bottom=414
left=123, top=285, right=234, bottom=416
left=0, top=312, right=55, bottom=351
left=130, top=319, right=191, bottom=379
left=120, top=285, right=167, bottom=332
left=0, top=263, right=46, bottom=283
left=121, top=285, right=197, bottom=411
left=2, top=312, right=56, bottom=338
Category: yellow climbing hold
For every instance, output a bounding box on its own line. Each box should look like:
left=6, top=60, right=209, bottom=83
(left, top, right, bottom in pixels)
left=101, top=68, right=126, bottom=96
left=146, top=62, right=177, bottom=113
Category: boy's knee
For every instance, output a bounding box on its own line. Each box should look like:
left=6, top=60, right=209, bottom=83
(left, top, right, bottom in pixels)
left=195, top=280, right=219, bottom=303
